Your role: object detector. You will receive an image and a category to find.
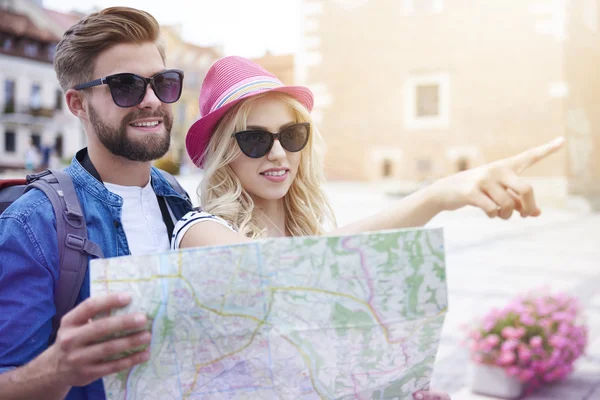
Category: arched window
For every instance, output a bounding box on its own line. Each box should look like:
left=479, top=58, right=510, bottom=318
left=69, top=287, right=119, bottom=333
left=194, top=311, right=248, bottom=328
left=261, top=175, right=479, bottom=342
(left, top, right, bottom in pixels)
left=382, top=159, right=393, bottom=178
left=457, top=157, right=469, bottom=172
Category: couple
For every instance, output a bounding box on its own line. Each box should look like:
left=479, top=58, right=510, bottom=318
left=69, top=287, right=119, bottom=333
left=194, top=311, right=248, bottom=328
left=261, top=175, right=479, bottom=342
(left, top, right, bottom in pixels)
left=0, top=6, right=563, bottom=400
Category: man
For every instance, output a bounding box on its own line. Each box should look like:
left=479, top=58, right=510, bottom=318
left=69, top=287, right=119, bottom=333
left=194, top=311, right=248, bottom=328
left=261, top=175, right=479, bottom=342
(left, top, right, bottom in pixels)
left=0, top=6, right=450, bottom=400
left=0, top=7, right=192, bottom=399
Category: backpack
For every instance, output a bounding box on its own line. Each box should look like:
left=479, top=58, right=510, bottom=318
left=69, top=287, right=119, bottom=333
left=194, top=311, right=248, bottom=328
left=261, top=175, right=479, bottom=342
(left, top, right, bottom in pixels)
left=0, top=168, right=188, bottom=343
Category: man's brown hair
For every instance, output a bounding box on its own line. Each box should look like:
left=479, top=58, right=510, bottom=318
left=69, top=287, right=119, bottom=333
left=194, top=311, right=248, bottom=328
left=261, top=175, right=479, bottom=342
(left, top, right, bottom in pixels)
left=54, top=7, right=166, bottom=91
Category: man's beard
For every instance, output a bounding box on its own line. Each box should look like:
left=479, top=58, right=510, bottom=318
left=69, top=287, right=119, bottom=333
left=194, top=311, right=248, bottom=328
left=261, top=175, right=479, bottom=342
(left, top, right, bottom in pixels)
left=89, top=105, right=173, bottom=162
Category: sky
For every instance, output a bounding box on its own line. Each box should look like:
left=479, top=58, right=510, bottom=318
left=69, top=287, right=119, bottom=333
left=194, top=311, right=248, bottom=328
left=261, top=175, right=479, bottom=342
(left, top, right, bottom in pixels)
left=42, top=0, right=301, bottom=58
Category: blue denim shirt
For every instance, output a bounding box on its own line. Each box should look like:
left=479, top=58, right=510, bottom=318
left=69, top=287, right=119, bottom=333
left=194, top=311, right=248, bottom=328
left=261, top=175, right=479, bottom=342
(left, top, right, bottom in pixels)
left=0, top=152, right=193, bottom=399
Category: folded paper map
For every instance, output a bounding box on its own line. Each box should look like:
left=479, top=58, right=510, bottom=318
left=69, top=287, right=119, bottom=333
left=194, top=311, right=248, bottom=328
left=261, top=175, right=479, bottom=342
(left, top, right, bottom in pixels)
left=90, top=227, right=448, bottom=400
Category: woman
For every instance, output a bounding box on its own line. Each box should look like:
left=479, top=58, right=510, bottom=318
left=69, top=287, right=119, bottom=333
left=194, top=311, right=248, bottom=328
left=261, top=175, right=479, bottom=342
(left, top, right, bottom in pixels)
left=176, top=56, right=563, bottom=400
left=176, top=56, right=563, bottom=249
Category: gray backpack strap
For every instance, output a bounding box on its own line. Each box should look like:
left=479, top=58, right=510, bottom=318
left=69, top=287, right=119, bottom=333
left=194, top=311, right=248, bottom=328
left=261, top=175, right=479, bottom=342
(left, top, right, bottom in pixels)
left=25, top=169, right=104, bottom=343
left=157, top=169, right=190, bottom=202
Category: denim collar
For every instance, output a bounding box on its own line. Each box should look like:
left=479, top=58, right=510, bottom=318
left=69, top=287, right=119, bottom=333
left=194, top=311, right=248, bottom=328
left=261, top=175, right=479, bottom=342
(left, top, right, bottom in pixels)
left=67, top=148, right=187, bottom=207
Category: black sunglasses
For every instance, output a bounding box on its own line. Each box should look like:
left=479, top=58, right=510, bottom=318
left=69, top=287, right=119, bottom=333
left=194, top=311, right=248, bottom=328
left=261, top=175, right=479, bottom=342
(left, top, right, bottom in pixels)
left=73, top=69, right=184, bottom=108
left=233, top=122, right=311, bottom=159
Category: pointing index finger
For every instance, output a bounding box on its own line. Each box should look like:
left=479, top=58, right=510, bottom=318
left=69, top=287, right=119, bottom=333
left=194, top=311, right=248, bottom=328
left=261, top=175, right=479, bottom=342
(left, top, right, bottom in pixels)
left=508, top=137, right=565, bottom=174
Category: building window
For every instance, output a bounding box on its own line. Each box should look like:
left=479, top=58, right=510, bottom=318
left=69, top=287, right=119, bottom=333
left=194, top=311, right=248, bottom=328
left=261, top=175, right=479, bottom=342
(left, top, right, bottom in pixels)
left=371, top=148, right=403, bottom=180
left=55, top=89, right=63, bottom=110
left=4, top=79, right=15, bottom=114
left=55, top=133, right=63, bottom=158
left=404, top=0, right=444, bottom=15
left=416, top=158, right=432, bottom=173
left=416, top=84, right=439, bottom=117
left=456, top=157, right=470, bottom=172
left=3, top=37, right=13, bottom=52
left=382, top=159, right=393, bottom=178
left=47, top=44, right=57, bottom=60
left=30, top=84, right=41, bottom=110
left=403, top=73, right=449, bottom=130
left=24, top=42, right=38, bottom=57
left=5, top=131, right=16, bottom=153
left=31, top=133, right=41, bottom=149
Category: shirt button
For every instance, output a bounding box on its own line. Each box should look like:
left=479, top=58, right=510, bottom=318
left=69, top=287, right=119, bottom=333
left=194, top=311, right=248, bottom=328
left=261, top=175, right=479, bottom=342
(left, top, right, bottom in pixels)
left=113, top=221, right=120, bottom=228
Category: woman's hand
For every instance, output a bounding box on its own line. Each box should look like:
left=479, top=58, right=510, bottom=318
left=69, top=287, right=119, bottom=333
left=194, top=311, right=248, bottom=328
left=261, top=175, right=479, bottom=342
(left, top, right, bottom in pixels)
left=426, top=137, right=564, bottom=219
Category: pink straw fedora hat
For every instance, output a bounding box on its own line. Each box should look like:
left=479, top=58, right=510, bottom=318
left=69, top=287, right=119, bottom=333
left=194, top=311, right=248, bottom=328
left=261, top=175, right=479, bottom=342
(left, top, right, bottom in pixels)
left=186, top=56, right=314, bottom=168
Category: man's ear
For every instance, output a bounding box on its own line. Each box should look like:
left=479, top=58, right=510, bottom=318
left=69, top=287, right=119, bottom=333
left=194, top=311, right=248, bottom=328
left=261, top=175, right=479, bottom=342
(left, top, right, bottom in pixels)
left=65, top=89, right=88, bottom=120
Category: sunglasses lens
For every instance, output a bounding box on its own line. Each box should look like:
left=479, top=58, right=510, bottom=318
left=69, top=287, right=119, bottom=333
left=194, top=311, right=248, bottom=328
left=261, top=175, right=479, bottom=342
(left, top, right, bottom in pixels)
left=235, top=131, right=272, bottom=158
left=107, top=74, right=145, bottom=107
left=153, top=71, right=183, bottom=103
left=280, top=123, right=310, bottom=152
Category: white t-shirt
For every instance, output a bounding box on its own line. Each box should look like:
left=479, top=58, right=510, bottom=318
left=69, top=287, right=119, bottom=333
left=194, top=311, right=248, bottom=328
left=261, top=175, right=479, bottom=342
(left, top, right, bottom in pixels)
left=171, top=210, right=235, bottom=249
left=104, top=179, right=170, bottom=256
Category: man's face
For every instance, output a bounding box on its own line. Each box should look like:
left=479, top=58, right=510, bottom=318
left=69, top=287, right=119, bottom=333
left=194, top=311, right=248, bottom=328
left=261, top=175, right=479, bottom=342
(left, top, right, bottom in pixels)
left=85, top=42, right=173, bottom=162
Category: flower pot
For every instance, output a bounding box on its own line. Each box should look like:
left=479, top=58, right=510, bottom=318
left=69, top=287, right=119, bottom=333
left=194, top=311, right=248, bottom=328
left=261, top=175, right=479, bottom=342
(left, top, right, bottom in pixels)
left=467, top=362, right=523, bottom=399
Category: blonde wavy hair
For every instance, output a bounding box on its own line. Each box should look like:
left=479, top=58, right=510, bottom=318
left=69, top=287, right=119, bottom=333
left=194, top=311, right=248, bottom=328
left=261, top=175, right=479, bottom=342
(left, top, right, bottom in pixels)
left=199, top=92, right=337, bottom=238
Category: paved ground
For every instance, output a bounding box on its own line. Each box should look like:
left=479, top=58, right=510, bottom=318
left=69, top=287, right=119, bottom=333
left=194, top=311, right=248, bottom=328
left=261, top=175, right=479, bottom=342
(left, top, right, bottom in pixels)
left=322, top=181, right=600, bottom=400
left=427, top=208, right=600, bottom=400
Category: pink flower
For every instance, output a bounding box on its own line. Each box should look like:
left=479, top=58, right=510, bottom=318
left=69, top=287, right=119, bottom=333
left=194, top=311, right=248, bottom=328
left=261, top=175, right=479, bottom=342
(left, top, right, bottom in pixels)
left=502, top=326, right=526, bottom=340
left=518, top=344, right=532, bottom=362
left=532, top=360, right=545, bottom=372
left=469, top=341, right=481, bottom=352
left=558, top=322, right=571, bottom=335
left=543, top=367, right=565, bottom=382
left=518, top=369, right=535, bottom=382
left=530, top=336, right=543, bottom=348
left=485, top=334, right=500, bottom=347
left=520, top=313, right=536, bottom=325
left=501, top=339, right=520, bottom=352
left=508, top=300, right=526, bottom=313
left=468, top=291, right=586, bottom=385
left=567, top=303, right=580, bottom=315
left=497, top=351, right=516, bottom=366
left=552, top=312, right=574, bottom=323
left=576, top=336, right=587, bottom=351
left=540, top=318, right=553, bottom=330
left=469, top=330, right=482, bottom=340
left=549, top=335, right=568, bottom=349
left=537, top=303, right=551, bottom=316
left=483, top=319, right=496, bottom=331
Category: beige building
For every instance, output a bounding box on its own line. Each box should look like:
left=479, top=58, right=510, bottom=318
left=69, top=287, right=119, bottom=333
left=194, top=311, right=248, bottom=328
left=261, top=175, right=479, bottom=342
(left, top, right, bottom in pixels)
left=252, top=52, right=295, bottom=85
left=0, top=6, right=84, bottom=171
left=0, top=1, right=222, bottom=173
left=564, top=0, right=600, bottom=209
left=298, top=0, right=600, bottom=207
left=159, top=26, right=221, bottom=172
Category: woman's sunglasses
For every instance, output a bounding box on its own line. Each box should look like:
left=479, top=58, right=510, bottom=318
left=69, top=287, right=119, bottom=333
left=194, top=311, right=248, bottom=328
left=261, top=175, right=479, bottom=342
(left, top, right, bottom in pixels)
left=73, top=69, right=184, bottom=108
left=233, top=122, right=311, bottom=159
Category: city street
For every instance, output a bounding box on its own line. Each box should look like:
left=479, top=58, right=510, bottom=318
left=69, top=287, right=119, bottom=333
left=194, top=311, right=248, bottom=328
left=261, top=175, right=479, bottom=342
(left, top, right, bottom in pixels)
left=320, top=180, right=600, bottom=400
